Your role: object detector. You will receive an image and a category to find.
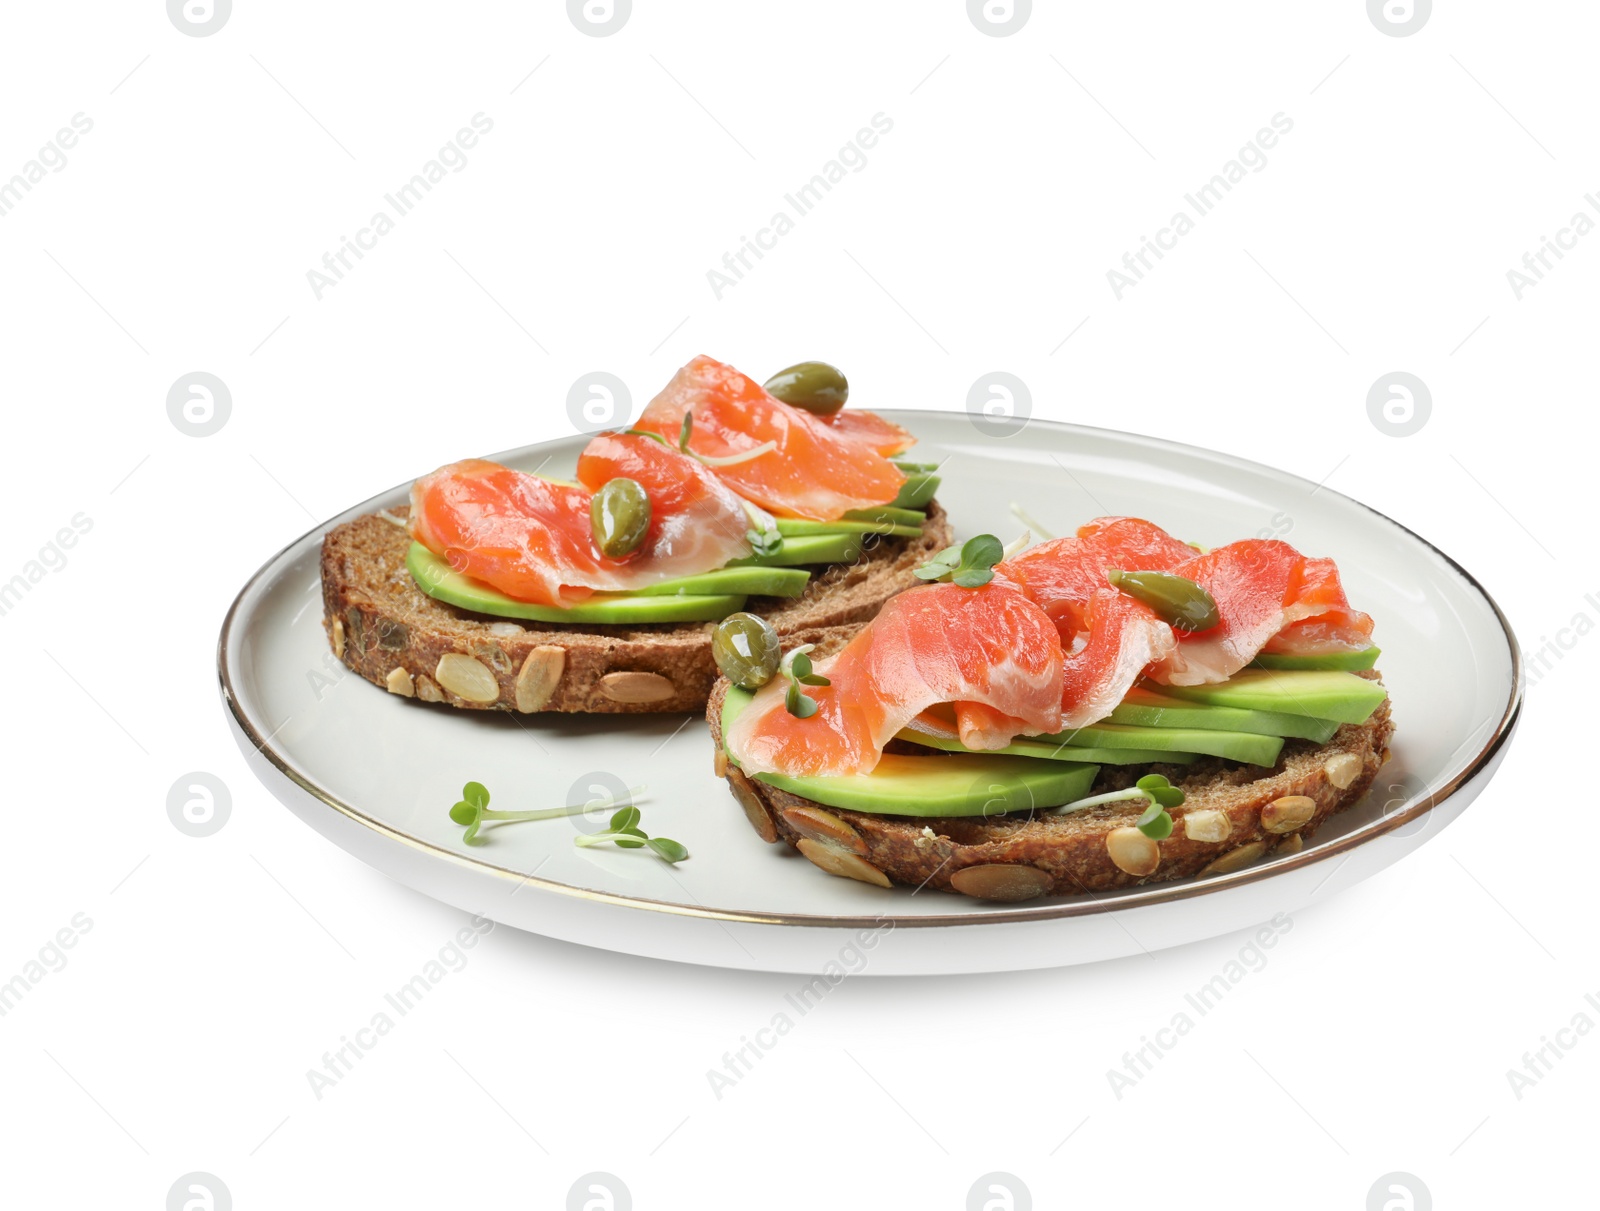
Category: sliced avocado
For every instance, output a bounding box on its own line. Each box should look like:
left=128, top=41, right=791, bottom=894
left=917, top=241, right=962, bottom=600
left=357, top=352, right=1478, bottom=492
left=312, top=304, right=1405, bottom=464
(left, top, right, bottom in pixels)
left=891, top=471, right=940, bottom=511
left=730, top=532, right=865, bottom=567
left=628, top=565, right=810, bottom=597
left=1040, top=721, right=1284, bottom=766
left=841, top=505, right=928, bottom=527
left=1109, top=686, right=1341, bottom=744
left=897, top=728, right=1199, bottom=766
left=775, top=518, right=923, bottom=539
left=754, top=754, right=1100, bottom=817
left=1251, top=646, right=1381, bottom=672
left=721, top=686, right=1097, bottom=816
left=407, top=543, right=746, bottom=623
left=1155, top=669, right=1387, bottom=724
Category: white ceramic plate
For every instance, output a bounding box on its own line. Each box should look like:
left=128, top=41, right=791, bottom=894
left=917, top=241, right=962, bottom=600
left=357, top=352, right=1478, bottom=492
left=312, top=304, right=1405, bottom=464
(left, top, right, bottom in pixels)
left=219, top=414, right=1520, bottom=975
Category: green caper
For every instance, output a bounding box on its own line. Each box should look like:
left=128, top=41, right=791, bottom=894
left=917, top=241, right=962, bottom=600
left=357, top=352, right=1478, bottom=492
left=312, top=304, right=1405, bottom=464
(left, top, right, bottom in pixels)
left=1107, top=569, right=1220, bottom=632
left=712, top=611, right=782, bottom=689
left=590, top=477, right=652, bottom=559
left=763, top=361, right=849, bottom=416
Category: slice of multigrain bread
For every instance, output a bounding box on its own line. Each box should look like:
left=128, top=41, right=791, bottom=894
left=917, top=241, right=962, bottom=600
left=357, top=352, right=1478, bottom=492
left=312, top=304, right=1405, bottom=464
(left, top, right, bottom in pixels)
left=707, top=657, right=1394, bottom=900
left=319, top=503, right=952, bottom=715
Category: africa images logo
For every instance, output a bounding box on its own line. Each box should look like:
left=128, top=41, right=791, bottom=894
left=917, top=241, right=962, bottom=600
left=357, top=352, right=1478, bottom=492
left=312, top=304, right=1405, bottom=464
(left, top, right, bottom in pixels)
left=568, top=0, right=631, bottom=37
left=1366, top=1171, right=1431, bottom=1211
left=167, top=0, right=231, bottom=37
left=967, top=1172, right=1031, bottom=1211
left=567, top=1172, right=631, bottom=1210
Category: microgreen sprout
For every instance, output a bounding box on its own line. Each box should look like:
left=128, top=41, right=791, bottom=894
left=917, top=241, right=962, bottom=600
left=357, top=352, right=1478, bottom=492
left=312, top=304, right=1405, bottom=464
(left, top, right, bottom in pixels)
left=674, top=409, right=778, bottom=468
left=780, top=643, right=831, bottom=719
left=1008, top=502, right=1056, bottom=542
left=746, top=527, right=784, bottom=557
left=1051, top=773, right=1185, bottom=839
left=448, top=780, right=648, bottom=846
left=574, top=806, right=690, bottom=864
left=914, top=534, right=1005, bottom=588
left=694, top=442, right=778, bottom=468
left=622, top=427, right=669, bottom=447
left=739, top=502, right=783, bottom=558
left=1001, top=529, right=1033, bottom=559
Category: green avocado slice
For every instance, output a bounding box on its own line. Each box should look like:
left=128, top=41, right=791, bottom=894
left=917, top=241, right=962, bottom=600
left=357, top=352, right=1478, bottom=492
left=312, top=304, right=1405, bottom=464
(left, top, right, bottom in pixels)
left=625, top=565, right=810, bottom=597
left=1155, top=669, right=1388, bottom=724
left=1251, top=646, right=1381, bottom=672
left=1038, top=721, right=1284, bottom=766
left=729, top=532, right=866, bottom=567
left=897, top=728, right=1199, bottom=766
left=775, top=518, right=924, bottom=539
left=841, top=505, right=928, bottom=527
left=754, top=755, right=1100, bottom=817
left=891, top=472, right=940, bottom=510
left=1109, top=686, right=1341, bottom=744
left=720, top=687, right=1098, bottom=817
left=407, top=543, right=747, bottom=623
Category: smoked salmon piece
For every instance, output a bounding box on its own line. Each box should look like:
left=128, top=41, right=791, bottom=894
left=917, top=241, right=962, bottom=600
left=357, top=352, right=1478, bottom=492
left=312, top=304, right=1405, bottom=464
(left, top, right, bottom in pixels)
left=975, top=517, right=1198, bottom=729
left=634, top=356, right=906, bottom=521
left=823, top=408, right=915, bottom=457
left=1147, top=543, right=1375, bottom=685
left=724, top=582, right=1064, bottom=778
left=409, top=433, right=765, bottom=607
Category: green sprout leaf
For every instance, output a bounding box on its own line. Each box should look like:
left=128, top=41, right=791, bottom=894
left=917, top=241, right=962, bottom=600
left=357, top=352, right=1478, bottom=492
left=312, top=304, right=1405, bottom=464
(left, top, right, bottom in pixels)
left=1137, top=812, right=1174, bottom=841
left=785, top=681, right=819, bottom=718
left=610, top=806, right=642, bottom=833
left=1133, top=774, right=1183, bottom=837
left=746, top=527, right=783, bottom=557
left=913, top=545, right=963, bottom=581
left=678, top=411, right=694, bottom=453
left=463, top=782, right=490, bottom=810
left=647, top=837, right=689, bottom=864
left=451, top=798, right=486, bottom=845
left=1136, top=774, right=1185, bottom=808
left=915, top=534, right=1005, bottom=588
left=1053, top=772, right=1186, bottom=839
left=780, top=644, right=826, bottom=718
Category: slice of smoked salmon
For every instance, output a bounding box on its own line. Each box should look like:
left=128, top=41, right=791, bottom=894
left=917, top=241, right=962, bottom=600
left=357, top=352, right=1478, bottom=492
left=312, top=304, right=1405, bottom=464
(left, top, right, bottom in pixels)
left=410, top=435, right=764, bottom=607
left=724, top=582, right=1064, bottom=779
left=969, top=517, right=1199, bottom=730
left=997, top=516, right=1197, bottom=626
left=1145, top=543, right=1375, bottom=685
left=1258, top=559, right=1377, bottom=655
left=635, top=356, right=906, bottom=521
left=823, top=408, right=915, bottom=457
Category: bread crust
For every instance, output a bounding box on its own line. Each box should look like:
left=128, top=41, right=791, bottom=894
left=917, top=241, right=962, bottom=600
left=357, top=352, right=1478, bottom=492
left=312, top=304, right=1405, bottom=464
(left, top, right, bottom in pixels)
left=706, top=664, right=1394, bottom=898
left=319, top=503, right=952, bottom=715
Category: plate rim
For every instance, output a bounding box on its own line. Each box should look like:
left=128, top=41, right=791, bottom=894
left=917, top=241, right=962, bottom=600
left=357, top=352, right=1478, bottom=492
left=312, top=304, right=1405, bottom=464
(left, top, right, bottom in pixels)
left=217, top=412, right=1523, bottom=929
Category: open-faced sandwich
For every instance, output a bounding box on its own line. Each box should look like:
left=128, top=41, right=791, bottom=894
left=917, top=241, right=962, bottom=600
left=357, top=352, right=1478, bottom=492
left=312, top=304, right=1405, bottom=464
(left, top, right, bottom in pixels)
left=710, top=517, right=1393, bottom=900
left=321, top=356, right=950, bottom=714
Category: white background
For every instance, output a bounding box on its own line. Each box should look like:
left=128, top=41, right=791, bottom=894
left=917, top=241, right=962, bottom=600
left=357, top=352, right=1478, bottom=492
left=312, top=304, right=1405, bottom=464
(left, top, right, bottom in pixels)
left=1, top=2, right=1591, bottom=1208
